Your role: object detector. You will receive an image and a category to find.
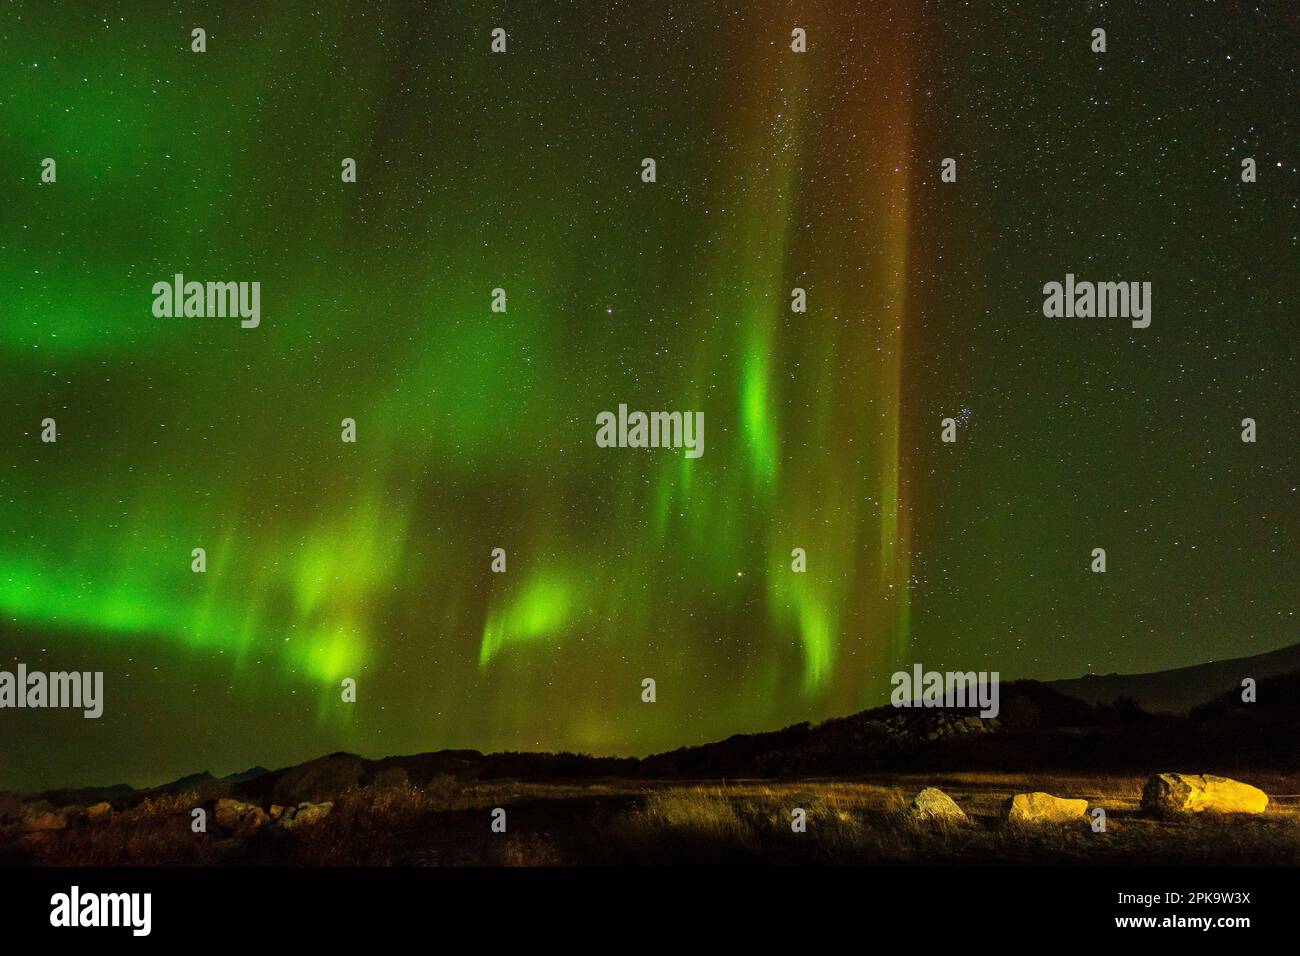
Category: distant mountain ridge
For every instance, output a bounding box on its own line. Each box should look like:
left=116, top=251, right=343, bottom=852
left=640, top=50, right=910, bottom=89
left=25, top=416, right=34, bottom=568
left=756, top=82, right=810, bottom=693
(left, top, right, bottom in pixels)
left=1045, top=641, right=1300, bottom=714
left=24, top=643, right=1300, bottom=805
left=34, top=766, right=270, bottom=806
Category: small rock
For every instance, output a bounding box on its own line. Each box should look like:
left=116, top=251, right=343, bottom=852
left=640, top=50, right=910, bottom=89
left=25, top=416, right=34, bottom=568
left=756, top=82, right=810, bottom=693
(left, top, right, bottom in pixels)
left=1005, top=792, right=1089, bottom=825
left=20, top=809, right=67, bottom=832
left=280, top=801, right=333, bottom=830
left=214, top=798, right=268, bottom=835
left=909, top=788, right=968, bottom=824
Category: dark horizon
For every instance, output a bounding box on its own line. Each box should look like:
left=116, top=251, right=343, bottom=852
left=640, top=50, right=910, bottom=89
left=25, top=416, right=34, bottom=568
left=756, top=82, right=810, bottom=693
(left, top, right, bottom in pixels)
left=14, top=633, right=1300, bottom=796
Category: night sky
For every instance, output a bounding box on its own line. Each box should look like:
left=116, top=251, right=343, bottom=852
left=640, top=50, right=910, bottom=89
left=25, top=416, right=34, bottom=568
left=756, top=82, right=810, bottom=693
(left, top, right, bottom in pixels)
left=1, top=1, right=1296, bottom=792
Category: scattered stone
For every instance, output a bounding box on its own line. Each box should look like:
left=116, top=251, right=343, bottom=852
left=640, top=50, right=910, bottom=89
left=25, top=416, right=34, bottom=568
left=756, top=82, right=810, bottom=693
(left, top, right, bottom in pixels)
left=1005, top=792, right=1089, bottom=825
left=279, top=801, right=334, bottom=830
left=909, top=787, right=968, bottom=824
left=20, top=809, right=67, bottom=832
left=1141, top=773, right=1268, bottom=816
left=214, top=798, right=268, bottom=835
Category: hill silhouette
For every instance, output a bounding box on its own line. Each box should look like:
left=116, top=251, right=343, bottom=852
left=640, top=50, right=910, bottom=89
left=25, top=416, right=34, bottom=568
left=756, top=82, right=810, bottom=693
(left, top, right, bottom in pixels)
left=27, top=641, right=1300, bottom=809
left=1045, top=641, right=1300, bottom=714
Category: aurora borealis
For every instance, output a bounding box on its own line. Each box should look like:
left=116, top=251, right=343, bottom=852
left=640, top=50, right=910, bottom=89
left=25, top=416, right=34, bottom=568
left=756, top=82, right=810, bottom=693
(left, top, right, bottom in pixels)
left=1, top=1, right=1296, bottom=793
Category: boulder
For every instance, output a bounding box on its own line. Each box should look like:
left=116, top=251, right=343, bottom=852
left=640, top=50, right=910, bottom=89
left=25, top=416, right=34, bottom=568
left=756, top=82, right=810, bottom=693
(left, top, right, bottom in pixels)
left=214, top=798, right=268, bottom=835
left=909, top=788, right=968, bottom=824
left=279, top=801, right=334, bottom=830
left=20, top=809, right=67, bottom=832
left=1141, top=773, right=1268, bottom=816
left=1005, top=792, right=1088, bottom=825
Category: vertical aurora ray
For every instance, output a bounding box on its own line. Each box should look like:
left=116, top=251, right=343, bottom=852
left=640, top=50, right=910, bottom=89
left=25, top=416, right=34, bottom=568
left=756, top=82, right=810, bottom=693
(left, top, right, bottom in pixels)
left=870, top=21, right=917, bottom=669
left=475, top=2, right=920, bottom=715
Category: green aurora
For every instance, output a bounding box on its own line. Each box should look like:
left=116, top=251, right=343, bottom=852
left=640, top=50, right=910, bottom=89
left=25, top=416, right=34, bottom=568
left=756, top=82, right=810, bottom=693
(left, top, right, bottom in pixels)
left=1, top=1, right=1295, bottom=791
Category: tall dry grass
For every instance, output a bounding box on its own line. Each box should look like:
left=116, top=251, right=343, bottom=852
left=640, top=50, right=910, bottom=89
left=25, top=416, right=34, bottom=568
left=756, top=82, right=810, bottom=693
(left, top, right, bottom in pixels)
left=6, top=773, right=1300, bottom=866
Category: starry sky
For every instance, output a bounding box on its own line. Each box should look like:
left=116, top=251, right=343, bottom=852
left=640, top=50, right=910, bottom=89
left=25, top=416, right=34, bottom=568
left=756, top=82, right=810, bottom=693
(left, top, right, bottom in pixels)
left=1, top=1, right=1296, bottom=792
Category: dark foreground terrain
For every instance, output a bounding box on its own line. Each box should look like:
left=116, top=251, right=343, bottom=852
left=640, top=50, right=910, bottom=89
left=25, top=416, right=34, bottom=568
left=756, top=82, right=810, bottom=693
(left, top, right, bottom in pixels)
left=3, top=771, right=1300, bottom=866
left=5, top=667, right=1300, bottom=866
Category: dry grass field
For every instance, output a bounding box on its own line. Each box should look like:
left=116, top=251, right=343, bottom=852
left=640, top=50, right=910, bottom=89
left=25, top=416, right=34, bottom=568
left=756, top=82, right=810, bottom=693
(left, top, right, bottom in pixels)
left=5, top=771, right=1300, bottom=867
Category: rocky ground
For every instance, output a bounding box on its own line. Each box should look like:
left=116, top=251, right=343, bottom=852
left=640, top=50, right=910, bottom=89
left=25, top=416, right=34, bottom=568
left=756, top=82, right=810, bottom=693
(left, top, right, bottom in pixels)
left=7, top=678, right=1299, bottom=866
left=2, top=769, right=1296, bottom=866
